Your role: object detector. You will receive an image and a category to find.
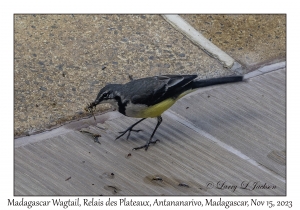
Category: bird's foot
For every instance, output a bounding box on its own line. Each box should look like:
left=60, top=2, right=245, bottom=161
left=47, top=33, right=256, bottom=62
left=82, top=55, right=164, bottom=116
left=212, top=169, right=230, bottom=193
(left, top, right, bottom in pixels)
left=133, top=139, right=160, bottom=151
left=115, top=128, right=143, bottom=140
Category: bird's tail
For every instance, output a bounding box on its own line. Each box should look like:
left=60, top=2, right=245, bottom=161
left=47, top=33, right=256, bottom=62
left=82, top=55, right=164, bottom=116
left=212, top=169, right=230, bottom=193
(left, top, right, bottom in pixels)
left=192, top=76, right=243, bottom=89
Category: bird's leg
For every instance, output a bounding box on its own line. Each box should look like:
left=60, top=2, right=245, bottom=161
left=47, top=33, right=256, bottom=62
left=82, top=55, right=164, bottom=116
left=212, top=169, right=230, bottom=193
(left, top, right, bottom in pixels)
left=115, top=118, right=146, bottom=140
left=133, top=116, right=162, bottom=151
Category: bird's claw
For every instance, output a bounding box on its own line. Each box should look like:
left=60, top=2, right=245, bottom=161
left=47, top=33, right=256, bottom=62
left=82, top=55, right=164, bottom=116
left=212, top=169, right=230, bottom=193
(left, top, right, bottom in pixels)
left=116, top=129, right=143, bottom=140
left=133, top=139, right=160, bottom=151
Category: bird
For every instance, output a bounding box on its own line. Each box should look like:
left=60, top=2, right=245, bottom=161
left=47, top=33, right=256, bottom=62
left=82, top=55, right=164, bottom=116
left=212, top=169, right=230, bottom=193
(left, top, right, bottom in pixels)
left=86, top=74, right=243, bottom=150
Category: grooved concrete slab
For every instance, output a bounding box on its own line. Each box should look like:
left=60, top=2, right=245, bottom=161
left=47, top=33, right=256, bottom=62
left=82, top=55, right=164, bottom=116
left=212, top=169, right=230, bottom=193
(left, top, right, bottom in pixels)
left=172, top=68, right=286, bottom=178
left=14, top=68, right=286, bottom=196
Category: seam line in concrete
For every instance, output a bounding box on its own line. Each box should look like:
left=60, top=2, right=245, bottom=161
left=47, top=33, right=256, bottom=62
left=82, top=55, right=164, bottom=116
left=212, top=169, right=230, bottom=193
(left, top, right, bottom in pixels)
left=178, top=62, right=285, bottom=99
left=243, top=61, right=286, bottom=79
left=165, top=110, right=285, bottom=183
left=15, top=65, right=285, bottom=173
left=15, top=65, right=285, bottom=147
left=14, top=111, right=122, bottom=147
left=162, top=14, right=236, bottom=69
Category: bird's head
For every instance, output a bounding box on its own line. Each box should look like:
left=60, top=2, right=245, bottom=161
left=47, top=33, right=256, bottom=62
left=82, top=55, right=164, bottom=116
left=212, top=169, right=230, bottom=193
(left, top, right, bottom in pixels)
left=85, top=84, right=121, bottom=113
left=94, top=84, right=115, bottom=105
left=95, top=84, right=121, bottom=105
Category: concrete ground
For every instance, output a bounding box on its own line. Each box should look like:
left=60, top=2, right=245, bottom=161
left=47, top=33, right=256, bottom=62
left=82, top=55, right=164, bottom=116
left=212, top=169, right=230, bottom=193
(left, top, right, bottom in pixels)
left=181, top=15, right=286, bottom=70
left=14, top=14, right=286, bottom=195
left=14, top=14, right=286, bottom=137
left=14, top=66, right=286, bottom=195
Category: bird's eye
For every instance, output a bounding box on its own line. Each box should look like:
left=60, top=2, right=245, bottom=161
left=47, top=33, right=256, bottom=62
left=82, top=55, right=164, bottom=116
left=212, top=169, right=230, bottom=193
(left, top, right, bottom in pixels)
left=102, top=92, right=109, bottom=98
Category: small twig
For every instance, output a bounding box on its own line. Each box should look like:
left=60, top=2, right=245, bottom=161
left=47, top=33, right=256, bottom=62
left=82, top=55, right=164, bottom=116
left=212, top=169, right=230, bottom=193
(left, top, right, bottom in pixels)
left=178, top=183, right=190, bottom=188
left=80, top=129, right=101, bottom=144
left=152, top=177, right=163, bottom=181
left=107, top=185, right=118, bottom=190
left=65, top=177, right=71, bottom=181
left=128, top=75, right=133, bottom=81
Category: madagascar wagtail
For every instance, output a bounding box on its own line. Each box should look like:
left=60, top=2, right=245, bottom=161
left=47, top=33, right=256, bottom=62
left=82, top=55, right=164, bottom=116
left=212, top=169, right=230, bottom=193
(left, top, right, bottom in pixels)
left=86, top=74, right=243, bottom=150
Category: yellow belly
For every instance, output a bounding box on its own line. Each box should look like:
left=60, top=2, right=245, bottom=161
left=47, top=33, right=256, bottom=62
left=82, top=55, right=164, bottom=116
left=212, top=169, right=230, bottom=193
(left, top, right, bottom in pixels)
left=138, top=98, right=176, bottom=118
left=132, top=89, right=196, bottom=118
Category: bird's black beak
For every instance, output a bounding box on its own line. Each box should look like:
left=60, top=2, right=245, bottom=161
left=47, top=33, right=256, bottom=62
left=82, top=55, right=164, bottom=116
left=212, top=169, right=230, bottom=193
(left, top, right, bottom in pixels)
left=93, top=96, right=103, bottom=106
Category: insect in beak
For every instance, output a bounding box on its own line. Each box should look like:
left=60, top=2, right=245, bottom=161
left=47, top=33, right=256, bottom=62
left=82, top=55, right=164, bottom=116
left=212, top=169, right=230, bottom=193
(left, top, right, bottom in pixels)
left=85, top=102, right=97, bottom=121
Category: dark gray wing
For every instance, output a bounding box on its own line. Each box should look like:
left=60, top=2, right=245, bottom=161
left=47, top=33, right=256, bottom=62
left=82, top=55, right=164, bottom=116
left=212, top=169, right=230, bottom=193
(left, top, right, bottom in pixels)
left=128, top=75, right=197, bottom=106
